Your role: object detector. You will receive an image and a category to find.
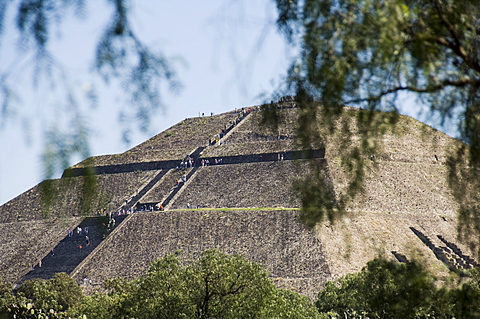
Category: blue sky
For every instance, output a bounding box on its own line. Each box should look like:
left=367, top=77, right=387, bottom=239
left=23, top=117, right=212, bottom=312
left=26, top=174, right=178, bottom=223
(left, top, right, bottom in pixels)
left=0, top=1, right=294, bottom=204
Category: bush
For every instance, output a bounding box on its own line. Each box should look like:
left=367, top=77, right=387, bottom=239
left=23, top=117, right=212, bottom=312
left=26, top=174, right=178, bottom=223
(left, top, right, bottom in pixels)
left=316, top=258, right=452, bottom=318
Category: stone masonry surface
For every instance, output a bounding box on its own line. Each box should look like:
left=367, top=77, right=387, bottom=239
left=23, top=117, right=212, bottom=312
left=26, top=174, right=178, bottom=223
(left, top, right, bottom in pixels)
left=72, top=113, right=241, bottom=168
left=72, top=210, right=331, bottom=299
left=0, top=171, right=158, bottom=222
left=0, top=218, right=80, bottom=283
left=170, top=161, right=323, bottom=209
left=316, top=210, right=463, bottom=281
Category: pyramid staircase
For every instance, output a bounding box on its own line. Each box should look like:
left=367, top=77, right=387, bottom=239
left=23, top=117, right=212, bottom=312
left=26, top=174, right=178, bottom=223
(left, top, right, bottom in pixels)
left=120, top=169, right=168, bottom=211
left=20, top=215, right=127, bottom=282
left=18, top=110, right=256, bottom=283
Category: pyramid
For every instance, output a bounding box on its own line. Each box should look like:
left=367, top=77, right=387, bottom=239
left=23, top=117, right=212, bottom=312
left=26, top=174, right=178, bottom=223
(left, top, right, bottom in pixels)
left=0, top=103, right=475, bottom=298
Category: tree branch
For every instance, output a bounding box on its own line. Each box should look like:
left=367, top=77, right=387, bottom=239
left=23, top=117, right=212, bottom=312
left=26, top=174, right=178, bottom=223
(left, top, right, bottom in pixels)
left=344, top=78, right=480, bottom=105
left=432, top=0, right=480, bottom=73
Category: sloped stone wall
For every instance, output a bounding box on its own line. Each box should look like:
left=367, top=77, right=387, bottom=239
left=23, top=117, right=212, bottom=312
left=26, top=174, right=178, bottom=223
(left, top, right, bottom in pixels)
left=1, top=105, right=473, bottom=296
left=321, top=107, right=457, bottom=162
left=73, top=113, right=241, bottom=168
left=325, top=135, right=456, bottom=166
left=329, top=160, right=459, bottom=216
left=315, top=106, right=463, bottom=218
left=0, top=217, right=80, bottom=283
left=0, top=171, right=158, bottom=222
left=201, top=140, right=299, bottom=157
left=72, top=210, right=331, bottom=299
left=169, top=161, right=319, bottom=209
left=373, top=137, right=456, bottom=164
left=94, top=171, right=161, bottom=212
left=316, top=211, right=465, bottom=281
left=225, top=109, right=299, bottom=144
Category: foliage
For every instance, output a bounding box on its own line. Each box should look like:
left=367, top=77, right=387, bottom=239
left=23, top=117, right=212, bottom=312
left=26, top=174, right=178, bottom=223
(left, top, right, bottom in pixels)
left=70, top=249, right=320, bottom=319
left=0, top=274, right=80, bottom=318
left=263, top=289, right=324, bottom=319
left=316, top=258, right=452, bottom=319
left=16, top=273, right=82, bottom=312
left=3, top=255, right=480, bottom=318
left=449, top=268, right=480, bottom=318
left=275, top=0, right=480, bottom=131
left=3, top=301, right=68, bottom=319
left=0, top=279, right=17, bottom=317
left=271, top=0, right=480, bottom=232
left=70, top=290, right=124, bottom=319
left=0, top=0, right=181, bottom=180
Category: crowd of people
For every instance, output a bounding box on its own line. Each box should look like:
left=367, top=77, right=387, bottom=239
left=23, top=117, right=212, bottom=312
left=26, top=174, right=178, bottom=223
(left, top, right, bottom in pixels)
left=63, top=225, right=91, bottom=250
left=68, top=226, right=89, bottom=237
left=179, top=156, right=195, bottom=168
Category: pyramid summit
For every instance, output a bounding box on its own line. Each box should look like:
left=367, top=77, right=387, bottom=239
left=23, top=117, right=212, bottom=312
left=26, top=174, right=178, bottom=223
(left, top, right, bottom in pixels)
left=0, top=103, right=475, bottom=298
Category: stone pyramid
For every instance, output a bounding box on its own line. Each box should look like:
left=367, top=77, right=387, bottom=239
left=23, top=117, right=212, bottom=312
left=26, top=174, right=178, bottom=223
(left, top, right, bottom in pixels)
left=0, top=103, right=474, bottom=298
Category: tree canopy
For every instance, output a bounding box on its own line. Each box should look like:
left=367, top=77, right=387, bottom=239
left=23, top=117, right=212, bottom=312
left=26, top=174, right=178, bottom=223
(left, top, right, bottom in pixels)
left=5, top=250, right=319, bottom=319
left=316, top=258, right=480, bottom=319
left=275, top=0, right=480, bottom=139
left=3, top=254, right=480, bottom=318
left=272, top=0, right=480, bottom=235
